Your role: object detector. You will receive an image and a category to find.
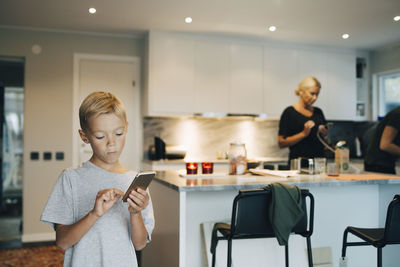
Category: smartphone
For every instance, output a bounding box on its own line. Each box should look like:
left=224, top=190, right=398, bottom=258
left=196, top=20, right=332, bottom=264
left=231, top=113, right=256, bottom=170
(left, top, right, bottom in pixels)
left=122, top=171, right=156, bottom=202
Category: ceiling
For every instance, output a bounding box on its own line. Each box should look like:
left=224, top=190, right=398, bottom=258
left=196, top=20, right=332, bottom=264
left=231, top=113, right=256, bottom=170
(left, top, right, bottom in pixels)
left=0, top=0, right=399, bottom=50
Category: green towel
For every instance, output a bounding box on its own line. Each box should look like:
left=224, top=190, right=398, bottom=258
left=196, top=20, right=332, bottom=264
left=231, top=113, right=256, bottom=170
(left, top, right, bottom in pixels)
left=265, top=182, right=304, bottom=246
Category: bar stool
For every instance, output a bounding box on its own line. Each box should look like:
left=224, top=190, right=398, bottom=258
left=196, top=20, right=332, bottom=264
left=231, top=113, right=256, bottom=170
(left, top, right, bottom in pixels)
left=341, top=194, right=400, bottom=267
left=210, top=187, right=314, bottom=267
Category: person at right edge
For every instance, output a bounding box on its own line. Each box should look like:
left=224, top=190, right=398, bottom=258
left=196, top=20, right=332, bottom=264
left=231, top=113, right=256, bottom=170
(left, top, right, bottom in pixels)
left=364, top=106, right=400, bottom=174
left=278, top=76, right=328, bottom=162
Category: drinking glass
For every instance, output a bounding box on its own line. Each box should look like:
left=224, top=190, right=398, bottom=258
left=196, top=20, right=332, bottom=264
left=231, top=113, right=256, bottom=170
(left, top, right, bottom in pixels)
left=314, top=158, right=326, bottom=174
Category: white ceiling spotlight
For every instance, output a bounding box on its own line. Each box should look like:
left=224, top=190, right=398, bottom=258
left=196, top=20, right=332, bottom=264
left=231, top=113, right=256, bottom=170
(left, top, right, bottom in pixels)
left=342, top=33, right=350, bottom=39
left=394, top=16, right=400, bottom=22
left=268, top=26, right=277, bottom=32
left=31, top=44, right=42, bottom=55
left=89, top=7, right=96, bottom=14
left=185, top=17, right=192, bottom=24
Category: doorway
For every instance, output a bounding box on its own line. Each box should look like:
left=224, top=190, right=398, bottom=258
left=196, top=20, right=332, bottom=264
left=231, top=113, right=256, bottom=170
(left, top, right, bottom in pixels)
left=73, top=54, right=142, bottom=170
left=0, top=57, right=24, bottom=245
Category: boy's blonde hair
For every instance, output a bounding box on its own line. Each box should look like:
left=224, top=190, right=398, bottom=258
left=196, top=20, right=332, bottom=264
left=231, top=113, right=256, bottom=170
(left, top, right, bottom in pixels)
left=295, top=76, right=321, bottom=96
left=79, top=91, right=127, bottom=132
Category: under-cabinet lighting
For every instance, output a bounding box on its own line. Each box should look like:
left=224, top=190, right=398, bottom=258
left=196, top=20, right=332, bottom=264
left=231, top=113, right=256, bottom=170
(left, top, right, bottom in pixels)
left=185, top=17, right=192, bottom=23
left=394, top=16, right=400, bottom=22
left=89, top=8, right=96, bottom=14
left=268, top=26, right=277, bottom=32
left=342, top=34, right=349, bottom=39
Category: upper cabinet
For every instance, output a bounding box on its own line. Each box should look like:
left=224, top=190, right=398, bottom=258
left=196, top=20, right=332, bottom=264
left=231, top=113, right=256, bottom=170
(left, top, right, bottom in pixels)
left=194, top=41, right=230, bottom=113
left=325, top=52, right=356, bottom=120
left=297, top=49, right=330, bottom=118
left=264, top=46, right=298, bottom=118
left=145, top=31, right=357, bottom=119
left=230, top=43, right=264, bottom=114
left=147, top=32, right=195, bottom=116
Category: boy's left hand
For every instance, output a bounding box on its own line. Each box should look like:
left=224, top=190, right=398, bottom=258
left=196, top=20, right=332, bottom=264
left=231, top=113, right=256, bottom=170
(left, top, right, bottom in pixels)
left=127, top=188, right=149, bottom=214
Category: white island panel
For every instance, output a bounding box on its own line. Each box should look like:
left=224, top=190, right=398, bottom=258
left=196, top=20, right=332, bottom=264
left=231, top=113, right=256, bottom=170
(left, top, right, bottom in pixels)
left=142, top=171, right=400, bottom=267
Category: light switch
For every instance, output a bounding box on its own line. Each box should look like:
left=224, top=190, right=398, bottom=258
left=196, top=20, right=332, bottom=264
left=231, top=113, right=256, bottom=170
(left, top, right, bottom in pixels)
left=30, top=152, right=39, bottom=160
left=43, top=152, right=52, bottom=160
left=55, top=152, right=64, bottom=160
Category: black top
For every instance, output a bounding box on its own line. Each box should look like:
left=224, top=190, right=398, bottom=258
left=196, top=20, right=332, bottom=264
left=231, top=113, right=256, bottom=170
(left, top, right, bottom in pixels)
left=365, top=106, right=400, bottom=169
left=279, top=106, right=327, bottom=160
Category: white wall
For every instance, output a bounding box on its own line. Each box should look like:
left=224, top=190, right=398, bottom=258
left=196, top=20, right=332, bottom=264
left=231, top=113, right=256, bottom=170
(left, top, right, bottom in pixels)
left=0, top=27, right=145, bottom=242
left=371, top=43, right=400, bottom=73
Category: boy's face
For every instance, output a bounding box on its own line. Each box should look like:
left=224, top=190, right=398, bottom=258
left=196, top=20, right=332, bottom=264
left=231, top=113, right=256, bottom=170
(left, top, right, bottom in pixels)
left=80, top=113, right=127, bottom=167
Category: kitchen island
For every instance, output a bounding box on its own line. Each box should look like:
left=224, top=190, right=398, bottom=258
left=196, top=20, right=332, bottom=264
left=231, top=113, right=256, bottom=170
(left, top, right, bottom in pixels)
left=141, top=170, right=400, bottom=267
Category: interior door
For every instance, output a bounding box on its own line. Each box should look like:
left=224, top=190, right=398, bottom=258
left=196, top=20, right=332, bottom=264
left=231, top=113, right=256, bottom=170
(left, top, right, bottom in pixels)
left=75, top=55, right=141, bottom=170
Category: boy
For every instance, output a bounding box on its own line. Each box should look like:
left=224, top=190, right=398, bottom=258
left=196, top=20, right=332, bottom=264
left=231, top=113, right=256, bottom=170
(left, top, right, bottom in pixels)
left=41, top=91, right=154, bottom=267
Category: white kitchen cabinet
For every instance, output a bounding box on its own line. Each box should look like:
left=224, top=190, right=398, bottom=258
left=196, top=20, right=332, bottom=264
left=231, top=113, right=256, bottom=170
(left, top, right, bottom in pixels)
left=296, top=49, right=356, bottom=120
left=263, top=46, right=299, bottom=118
left=326, top=52, right=356, bottom=120
left=147, top=32, right=195, bottom=116
left=194, top=41, right=230, bottom=113
left=229, top=43, right=264, bottom=114
left=297, top=49, right=329, bottom=113
left=146, top=31, right=357, bottom=119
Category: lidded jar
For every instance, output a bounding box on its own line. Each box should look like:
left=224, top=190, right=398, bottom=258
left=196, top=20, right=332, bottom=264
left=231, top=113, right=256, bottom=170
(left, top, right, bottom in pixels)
left=228, top=142, right=247, bottom=175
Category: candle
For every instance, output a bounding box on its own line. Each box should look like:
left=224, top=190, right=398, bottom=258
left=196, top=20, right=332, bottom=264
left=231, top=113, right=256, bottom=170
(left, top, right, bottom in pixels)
left=202, top=162, right=214, bottom=174
left=186, top=162, right=198, bottom=175
left=186, top=179, right=198, bottom=186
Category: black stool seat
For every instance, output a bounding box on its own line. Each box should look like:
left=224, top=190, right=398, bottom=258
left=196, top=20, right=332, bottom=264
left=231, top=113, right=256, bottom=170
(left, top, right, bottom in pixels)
left=346, top=227, right=385, bottom=246
left=341, top=194, right=400, bottom=267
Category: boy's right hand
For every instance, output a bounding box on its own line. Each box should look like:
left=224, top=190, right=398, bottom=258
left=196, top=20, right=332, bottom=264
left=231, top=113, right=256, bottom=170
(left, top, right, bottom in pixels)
left=92, top=188, right=124, bottom=218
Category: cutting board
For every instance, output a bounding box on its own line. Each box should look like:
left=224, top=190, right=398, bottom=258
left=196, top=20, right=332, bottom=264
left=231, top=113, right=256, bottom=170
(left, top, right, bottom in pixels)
left=326, top=173, right=400, bottom=181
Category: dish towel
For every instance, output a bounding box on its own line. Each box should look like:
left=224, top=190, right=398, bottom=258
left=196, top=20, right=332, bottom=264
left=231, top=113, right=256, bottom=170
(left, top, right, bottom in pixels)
left=264, top=182, right=304, bottom=246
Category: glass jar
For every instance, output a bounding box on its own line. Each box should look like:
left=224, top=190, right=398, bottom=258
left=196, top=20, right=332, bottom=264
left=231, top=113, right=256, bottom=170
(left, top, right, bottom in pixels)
left=228, top=142, right=247, bottom=175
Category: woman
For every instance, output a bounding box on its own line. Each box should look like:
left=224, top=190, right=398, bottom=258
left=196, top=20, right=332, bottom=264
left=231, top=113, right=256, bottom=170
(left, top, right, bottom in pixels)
left=278, top=76, right=328, bottom=160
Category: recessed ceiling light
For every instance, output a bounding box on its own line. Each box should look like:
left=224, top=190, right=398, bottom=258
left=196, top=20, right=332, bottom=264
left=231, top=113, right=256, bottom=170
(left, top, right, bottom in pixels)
left=185, top=17, right=192, bottom=23
left=268, top=26, right=277, bottom=32
left=89, top=8, right=96, bottom=14
left=342, top=34, right=350, bottom=39
left=394, top=16, right=400, bottom=22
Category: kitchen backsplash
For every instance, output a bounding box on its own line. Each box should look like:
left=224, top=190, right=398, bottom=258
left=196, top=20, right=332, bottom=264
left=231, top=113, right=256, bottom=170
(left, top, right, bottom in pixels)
left=143, top=117, right=288, bottom=161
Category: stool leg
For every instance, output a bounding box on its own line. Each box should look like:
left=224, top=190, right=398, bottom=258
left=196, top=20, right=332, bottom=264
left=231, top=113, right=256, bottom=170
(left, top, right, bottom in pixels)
left=212, top=249, right=216, bottom=267
left=227, top=239, right=232, bottom=267
left=341, top=229, right=349, bottom=258
left=306, top=236, right=313, bottom=267
left=285, top=244, right=289, bottom=267
left=377, top=247, right=382, bottom=267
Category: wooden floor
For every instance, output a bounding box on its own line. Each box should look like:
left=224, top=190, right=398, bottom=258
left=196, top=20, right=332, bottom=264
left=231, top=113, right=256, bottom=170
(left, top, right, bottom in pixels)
left=0, top=243, right=64, bottom=267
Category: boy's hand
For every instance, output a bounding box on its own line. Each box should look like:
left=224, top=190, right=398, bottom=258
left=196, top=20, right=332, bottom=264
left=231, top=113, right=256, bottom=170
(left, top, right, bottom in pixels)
left=127, top=188, right=149, bottom=214
left=93, top=188, right=124, bottom=218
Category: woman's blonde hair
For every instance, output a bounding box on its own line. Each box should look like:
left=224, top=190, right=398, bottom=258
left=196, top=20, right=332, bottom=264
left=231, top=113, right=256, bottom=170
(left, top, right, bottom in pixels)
left=79, top=91, right=127, bottom=132
left=295, top=76, right=321, bottom=96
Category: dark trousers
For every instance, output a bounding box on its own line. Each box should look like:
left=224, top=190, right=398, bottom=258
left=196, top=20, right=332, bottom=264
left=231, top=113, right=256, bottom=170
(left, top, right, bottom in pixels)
left=364, top=163, right=396, bottom=174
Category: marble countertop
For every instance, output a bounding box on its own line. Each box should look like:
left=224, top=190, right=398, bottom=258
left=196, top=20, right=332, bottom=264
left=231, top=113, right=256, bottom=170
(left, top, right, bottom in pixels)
left=153, top=170, right=400, bottom=192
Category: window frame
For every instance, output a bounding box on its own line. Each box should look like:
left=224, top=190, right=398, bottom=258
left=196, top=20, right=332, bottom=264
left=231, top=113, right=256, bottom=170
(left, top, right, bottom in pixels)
left=372, top=68, right=400, bottom=120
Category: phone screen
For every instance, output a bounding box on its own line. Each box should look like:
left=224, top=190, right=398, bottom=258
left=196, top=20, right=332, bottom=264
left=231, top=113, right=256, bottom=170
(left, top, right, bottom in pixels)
left=122, top=171, right=156, bottom=202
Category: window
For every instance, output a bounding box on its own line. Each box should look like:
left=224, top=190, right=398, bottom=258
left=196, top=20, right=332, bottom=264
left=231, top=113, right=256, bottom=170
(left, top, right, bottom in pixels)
left=377, top=71, right=400, bottom=117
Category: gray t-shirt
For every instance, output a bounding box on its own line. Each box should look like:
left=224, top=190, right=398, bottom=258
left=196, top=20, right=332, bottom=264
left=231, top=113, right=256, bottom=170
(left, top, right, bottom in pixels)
left=41, top=161, right=155, bottom=267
